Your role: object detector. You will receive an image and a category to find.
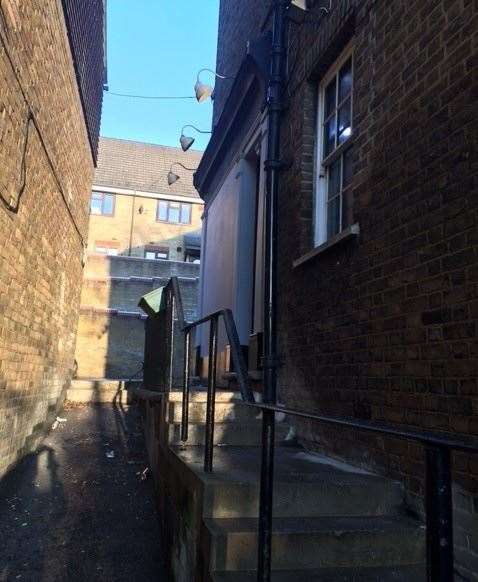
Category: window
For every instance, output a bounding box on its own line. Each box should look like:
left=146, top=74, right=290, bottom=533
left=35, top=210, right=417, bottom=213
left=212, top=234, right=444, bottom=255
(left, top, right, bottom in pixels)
left=91, top=192, right=115, bottom=216
left=144, top=246, right=169, bottom=260
left=94, top=241, right=119, bottom=255
left=315, top=45, right=354, bottom=246
left=156, top=200, right=192, bottom=224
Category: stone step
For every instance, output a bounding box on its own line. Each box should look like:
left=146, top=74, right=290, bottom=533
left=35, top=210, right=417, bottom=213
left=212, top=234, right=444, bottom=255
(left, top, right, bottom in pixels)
left=168, top=391, right=243, bottom=403
left=168, top=421, right=291, bottom=447
left=67, top=379, right=142, bottom=404
left=204, top=516, right=425, bottom=572
left=167, top=400, right=261, bottom=424
left=212, top=565, right=426, bottom=581
left=171, top=447, right=404, bottom=519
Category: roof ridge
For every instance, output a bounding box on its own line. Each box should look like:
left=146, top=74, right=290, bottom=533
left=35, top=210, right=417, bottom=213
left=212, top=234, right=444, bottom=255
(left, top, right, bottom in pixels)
left=99, top=135, right=204, bottom=155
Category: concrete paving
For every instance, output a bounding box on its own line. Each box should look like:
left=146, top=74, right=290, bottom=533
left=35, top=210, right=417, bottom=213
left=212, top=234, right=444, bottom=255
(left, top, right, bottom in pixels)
left=0, top=403, right=165, bottom=581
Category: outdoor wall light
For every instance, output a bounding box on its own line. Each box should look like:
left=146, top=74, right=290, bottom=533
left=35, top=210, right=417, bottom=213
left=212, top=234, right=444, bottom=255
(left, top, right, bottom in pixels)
left=167, top=162, right=197, bottom=186
left=194, top=68, right=233, bottom=103
left=179, top=125, right=212, bottom=152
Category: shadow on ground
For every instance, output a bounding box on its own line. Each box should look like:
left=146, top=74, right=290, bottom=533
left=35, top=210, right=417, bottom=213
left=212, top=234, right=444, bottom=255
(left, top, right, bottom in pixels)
left=0, top=394, right=165, bottom=581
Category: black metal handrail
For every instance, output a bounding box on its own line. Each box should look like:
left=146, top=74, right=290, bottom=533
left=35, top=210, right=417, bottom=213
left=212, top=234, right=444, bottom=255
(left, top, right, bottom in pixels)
left=179, top=312, right=478, bottom=582
left=180, top=308, right=255, bottom=472
left=161, top=271, right=478, bottom=580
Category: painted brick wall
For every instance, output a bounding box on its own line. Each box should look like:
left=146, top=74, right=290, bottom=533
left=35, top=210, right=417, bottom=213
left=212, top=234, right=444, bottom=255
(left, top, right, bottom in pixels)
left=75, top=255, right=199, bottom=379
left=0, top=0, right=98, bottom=476
left=275, top=1, right=478, bottom=577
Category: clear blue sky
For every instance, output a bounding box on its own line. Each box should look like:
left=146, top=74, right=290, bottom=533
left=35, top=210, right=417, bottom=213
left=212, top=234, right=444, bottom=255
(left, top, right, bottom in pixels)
left=100, top=0, right=220, bottom=151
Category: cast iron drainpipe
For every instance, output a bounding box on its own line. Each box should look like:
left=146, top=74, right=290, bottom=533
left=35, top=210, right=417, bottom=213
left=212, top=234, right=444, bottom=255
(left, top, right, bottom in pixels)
left=257, top=1, right=290, bottom=581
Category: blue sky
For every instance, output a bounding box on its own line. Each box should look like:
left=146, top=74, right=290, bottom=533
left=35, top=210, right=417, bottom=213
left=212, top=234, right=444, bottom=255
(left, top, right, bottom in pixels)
left=100, top=0, right=219, bottom=151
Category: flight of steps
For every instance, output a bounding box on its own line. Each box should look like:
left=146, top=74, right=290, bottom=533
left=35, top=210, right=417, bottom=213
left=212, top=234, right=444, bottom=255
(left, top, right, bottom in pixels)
left=162, top=390, right=426, bottom=581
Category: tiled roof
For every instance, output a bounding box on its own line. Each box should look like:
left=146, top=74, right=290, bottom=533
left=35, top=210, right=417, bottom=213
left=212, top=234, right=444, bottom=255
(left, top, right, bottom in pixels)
left=93, top=137, right=202, bottom=199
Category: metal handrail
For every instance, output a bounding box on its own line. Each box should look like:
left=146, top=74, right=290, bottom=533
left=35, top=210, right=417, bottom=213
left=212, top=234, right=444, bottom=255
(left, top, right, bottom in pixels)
left=179, top=308, right=478, bottom=582
left=180, top=308, right=255, bottom=473
left=164, top=277, right=478, bottom=580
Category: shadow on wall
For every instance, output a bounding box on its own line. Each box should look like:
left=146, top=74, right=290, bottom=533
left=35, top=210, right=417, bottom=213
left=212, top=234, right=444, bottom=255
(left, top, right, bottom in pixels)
left=75, top=246, right=200, bottom=381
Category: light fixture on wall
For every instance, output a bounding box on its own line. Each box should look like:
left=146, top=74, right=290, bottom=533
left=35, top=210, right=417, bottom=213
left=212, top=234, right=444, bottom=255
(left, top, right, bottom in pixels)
left=179, top=125, right=212, bottom=152
left=167, top=162, right=198, bottom=186
left=194, top=68, right=233, bottom=103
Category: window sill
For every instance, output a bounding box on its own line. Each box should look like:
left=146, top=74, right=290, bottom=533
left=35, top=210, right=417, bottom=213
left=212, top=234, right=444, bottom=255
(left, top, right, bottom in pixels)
left=293, top=223, right=360, bottom=268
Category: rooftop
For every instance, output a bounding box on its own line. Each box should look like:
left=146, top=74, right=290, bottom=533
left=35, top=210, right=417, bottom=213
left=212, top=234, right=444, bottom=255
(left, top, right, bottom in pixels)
left=93, top=137, right=203, bottom=199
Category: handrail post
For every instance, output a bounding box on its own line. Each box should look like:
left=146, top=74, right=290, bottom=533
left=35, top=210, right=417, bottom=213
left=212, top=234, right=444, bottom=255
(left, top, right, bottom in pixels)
left=426, top=446, right=454, bottom=581
left=168, top=284, right=175, bottom=392
left=204, top=316, right=218, bottom=473
left=180, top=330, right=191, bottom=442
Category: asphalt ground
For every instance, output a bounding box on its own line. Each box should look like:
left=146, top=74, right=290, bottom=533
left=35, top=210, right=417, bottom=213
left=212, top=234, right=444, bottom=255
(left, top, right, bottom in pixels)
left=0, top=403, right=165, bottom=581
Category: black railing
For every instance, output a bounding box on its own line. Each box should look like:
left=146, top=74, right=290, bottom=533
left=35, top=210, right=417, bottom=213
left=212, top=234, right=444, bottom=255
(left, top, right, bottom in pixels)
left=178, top=310, right=478, bottom=582
left=150, top=278, right=478, bottom=581
left=181, top=309, right=254, bottom=472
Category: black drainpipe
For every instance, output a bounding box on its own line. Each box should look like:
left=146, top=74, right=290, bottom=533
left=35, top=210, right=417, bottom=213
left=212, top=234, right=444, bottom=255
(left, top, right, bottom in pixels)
left=257, top=1, right=290, bottom=580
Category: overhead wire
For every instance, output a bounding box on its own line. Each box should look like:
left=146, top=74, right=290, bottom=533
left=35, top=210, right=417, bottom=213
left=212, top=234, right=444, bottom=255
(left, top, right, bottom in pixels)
left=106, top=90, right=196, bottom=100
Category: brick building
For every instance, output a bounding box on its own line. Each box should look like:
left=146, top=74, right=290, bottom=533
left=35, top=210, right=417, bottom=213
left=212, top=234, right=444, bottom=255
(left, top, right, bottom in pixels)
left=73, top=137, right=203, bottom=381
left=0, top=0, right=105, bottom=476
left=195, top=1, right=478, bottom=578
left=89, top=137, right=203, bottom=262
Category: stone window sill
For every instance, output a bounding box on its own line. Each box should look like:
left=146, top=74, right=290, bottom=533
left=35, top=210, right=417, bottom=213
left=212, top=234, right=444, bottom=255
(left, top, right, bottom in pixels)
left=293, top=223, right=360, bottom=268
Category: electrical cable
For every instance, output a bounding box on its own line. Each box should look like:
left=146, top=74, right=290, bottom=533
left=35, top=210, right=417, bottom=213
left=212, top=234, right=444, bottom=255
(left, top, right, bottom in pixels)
left=106, top=91, right=196, bottom=100
left=0, top=30, right=86, bottom=247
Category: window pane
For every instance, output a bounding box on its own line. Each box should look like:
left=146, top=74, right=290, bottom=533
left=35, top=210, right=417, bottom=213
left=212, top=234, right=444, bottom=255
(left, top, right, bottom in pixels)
left=106, top=248, right=118, bottom=256
left=343, top=147, right=354, bottom=188
left=95, top=246, right=107, bottom=254
left=102, top=194, right=114, bottom=215
left=157, top=201, right=168, bottom=221
left=338, top=98, right=352, bottom=144
left=91, top=198, right=102, bottom=215
left=339, top=58, right=353, bottom=102
left=325, top=78, right=336, bottom=118
left=328, top=159, right=341, bottom=199
left=169, top=204, right=180, bottom=223
left=327, top=197, right=341, bottom=239
left=157, top=252, right=168, bottom=259
left=323, top=115, right=336, bottom=157
left=145, top=251, right=155, bottom=260
left=180, top=204, right=191, bottom=224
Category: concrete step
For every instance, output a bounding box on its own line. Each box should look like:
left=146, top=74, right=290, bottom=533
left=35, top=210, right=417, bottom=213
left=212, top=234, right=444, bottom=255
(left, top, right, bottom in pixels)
left=167, top=400, right=262, bottom=424
left=168, top=390, right=243, bottom=403
left=204, top=516, right=425, bottom=571
left=171, top=447, right=405, bottom=519
left=212, top=565, right=426, bottom=581
left=67, top=379, right=142, bottom=404
left=168, top=421, right=290, bottom=447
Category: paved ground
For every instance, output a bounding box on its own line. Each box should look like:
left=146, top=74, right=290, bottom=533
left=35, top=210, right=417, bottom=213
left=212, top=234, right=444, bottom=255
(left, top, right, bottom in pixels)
left=0, top=403, right=165, bottom=581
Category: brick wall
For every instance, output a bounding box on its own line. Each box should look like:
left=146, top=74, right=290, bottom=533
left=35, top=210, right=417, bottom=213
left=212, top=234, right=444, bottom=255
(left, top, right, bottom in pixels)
left=0, top=0, right=98, bottom=476
left=212, top=0, right=271, bottom=126
left=275, top=1, right=478, bottom=577
left=75, top=255, right=199, bottom=379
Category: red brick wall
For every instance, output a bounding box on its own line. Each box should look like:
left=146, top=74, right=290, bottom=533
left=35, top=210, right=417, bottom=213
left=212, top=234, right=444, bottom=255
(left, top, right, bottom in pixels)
left=0, top=0, right=96, bottom=475
left=277, top=0, right=478, bottom=577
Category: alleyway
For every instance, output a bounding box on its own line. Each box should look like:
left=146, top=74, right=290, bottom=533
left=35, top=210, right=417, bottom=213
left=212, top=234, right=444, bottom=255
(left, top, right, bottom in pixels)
left=0, top=403, right=165, bottom=582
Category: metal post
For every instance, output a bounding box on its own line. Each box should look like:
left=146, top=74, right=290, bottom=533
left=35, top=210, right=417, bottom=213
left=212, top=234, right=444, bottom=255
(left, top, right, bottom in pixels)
left=257, top=1, right=290, bottom=580
left=204, top=316, right=218, bottom=473
left=180, top=330, right=191, bottom=442
left=168, top=286, right=175, bottom=392
left=426, top=446, right=454, bottom=582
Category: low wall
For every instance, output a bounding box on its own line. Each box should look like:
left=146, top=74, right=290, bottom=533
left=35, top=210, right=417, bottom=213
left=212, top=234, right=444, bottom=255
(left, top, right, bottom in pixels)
left=75, top=255, right=200, bottom=380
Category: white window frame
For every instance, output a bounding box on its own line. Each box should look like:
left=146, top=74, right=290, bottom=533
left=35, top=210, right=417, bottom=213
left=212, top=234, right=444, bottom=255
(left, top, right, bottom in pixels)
left=314, top=42, right=354, bottom=247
